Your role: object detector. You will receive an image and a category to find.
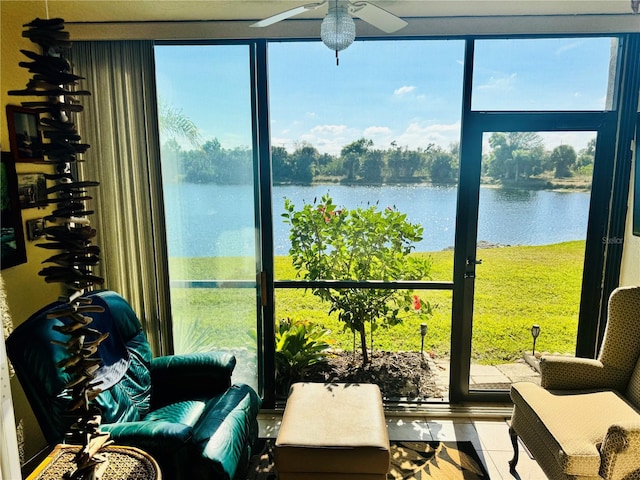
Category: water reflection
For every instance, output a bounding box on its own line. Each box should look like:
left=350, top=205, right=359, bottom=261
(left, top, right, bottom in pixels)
left=492, top=187, right=536, bottom=203
left=163, top=183, right=590, bottom=257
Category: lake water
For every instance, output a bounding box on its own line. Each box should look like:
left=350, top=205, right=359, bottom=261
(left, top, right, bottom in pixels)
left=163, top=183, right=591, bottom=257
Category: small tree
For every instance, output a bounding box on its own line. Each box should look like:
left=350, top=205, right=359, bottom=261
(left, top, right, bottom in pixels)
left=550, top=144, right=577, bottom=178
left=282, top=194, right=432, bottom=365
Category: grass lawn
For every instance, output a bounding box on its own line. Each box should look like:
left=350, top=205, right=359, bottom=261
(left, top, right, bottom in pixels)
left=169, top=240, right=584, bottom=364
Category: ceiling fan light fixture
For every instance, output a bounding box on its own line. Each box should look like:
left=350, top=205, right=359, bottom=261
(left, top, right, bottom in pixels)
left=320, top=3, right=356, bottom=52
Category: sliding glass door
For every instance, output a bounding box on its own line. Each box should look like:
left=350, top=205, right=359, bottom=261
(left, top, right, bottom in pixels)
left=154, top=45, right=261, bottom=390
left=268, top=40, right=465, bottom=403
left=452, top=36, right=619, bottom=400
left=469, top=131, right=595, bottom=391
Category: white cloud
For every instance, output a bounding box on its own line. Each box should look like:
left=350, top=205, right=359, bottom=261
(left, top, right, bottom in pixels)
left=477, top=73, right=517, bottom=90
left=277, top=121, right=462, bottom=155
left=539, top=131, right=595, bottom=151
left=364, top=126, right=392, bottom=136
left=555, top=40, right=583, bottom=55
left=295, top=124, right=358, bottom=155
left=363, top=126, right=394, bottom=147
left=395, top=121, right=461, bottom=150
left=394, top=85, right=416, bottom=96
left=300, top=135, right=351, bottom=155
left=310, top=124, right=349, bottom=135
left=271, top=136, right=294, bottom=149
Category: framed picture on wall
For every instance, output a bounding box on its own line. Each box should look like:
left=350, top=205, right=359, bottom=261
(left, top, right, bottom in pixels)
left=1, top=152, right=27, bottom=269
left=17, top=173, right=47, bottom=209
left=6, top=105, right=44, bottom=162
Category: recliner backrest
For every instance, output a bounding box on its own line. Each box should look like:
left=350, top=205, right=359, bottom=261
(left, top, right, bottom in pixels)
left=598, top=286, right=640, bottom=407
left=88, top=291, right=153, bottom=423
left=626, top=359, right=640, bottom=410
left=7, top=290, right=153, bottom=443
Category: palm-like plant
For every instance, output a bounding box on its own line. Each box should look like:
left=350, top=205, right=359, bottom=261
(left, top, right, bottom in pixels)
left=275, top=318, right=331, bottom=395
left=158, top=99, right=203, bottom=149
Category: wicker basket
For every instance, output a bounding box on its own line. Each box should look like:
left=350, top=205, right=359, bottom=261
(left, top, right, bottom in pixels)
left=27, top=444, right=161, bottom=480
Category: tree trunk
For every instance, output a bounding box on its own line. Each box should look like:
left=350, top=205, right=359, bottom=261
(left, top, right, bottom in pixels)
left=358, top=324, right=369, bottom=365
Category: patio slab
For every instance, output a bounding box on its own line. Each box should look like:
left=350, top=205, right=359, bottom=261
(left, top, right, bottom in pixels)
left=496, top=362, right=540, bottom=385
left=427, top=356, right=541, bottom=399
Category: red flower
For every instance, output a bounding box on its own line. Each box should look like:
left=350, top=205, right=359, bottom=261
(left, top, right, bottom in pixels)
left=413, top=295, right=421, bottom=310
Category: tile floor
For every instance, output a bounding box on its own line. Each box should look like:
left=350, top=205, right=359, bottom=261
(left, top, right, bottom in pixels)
left=257, top=411, right=548, bottom=479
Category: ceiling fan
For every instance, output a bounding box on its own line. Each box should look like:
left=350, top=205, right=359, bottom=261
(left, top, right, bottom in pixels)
left=250, top=0, right=408, bottom=63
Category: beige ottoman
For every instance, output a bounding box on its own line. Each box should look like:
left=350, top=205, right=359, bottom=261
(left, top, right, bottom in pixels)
left=275, top=382, right=390, bottom=480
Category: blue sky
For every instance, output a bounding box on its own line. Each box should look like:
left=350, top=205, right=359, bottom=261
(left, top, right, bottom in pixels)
left=154, top=36, right=612, bottom=155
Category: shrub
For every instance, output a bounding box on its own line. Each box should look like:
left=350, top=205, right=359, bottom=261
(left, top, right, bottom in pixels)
left=275, top=318, right=331, bottom=395
left=282, top=193, right=432, bottom=365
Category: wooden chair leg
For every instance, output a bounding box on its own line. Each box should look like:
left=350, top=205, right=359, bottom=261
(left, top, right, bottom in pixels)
left=508, top=425, right=519, bottom=471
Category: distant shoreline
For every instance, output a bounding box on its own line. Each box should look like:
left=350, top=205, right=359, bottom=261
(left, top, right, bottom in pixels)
left=168, top=240, right=587, bottom=259
left=276, top=176, right=592, bottom=193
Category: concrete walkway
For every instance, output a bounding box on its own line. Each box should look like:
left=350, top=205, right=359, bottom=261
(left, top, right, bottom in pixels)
left=427, top=356, right=541, bottom=401
left=472, top=359, right=541, bottom=388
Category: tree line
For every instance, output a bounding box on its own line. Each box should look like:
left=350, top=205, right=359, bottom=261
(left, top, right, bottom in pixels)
left=484, top=132, right=595, bottom=183
left=160, top=132, right=595, bottom=185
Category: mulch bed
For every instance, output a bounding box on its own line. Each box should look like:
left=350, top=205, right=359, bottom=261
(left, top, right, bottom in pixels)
left=293, top=350, right=443, bottom=401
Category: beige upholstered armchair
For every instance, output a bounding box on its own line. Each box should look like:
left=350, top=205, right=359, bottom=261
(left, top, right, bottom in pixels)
left=509, top=285, right=640, bottom=480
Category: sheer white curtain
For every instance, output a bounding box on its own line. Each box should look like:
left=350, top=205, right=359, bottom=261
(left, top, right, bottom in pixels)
left=1, top=276, right=21, bottom=480
left=72, top=41, right=172, bottom=355
left=0, top=339, right=20, bottom=480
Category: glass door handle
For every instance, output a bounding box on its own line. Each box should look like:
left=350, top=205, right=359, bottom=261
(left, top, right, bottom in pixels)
left=465, top=258, right=482, bottom=278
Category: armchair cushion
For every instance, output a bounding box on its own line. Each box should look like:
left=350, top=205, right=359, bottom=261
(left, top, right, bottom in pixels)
left=511, top=382, right=640, bottom=477
left=100, top=419, right=195, bottom=452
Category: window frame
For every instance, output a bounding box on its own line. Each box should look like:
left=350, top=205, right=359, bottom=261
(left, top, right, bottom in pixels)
left=153, top=33, right=639, bottom=407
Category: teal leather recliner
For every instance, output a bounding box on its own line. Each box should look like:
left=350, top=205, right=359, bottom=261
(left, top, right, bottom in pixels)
left=7, top=290, right=261, bottom=480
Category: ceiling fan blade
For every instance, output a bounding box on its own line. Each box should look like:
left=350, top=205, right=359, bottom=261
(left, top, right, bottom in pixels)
left=250, top=1, right=327, bottom=27
left=349, top=1, right=408, bottom=33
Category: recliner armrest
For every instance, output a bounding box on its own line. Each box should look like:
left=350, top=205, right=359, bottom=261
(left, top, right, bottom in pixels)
left=540, top=355, right=627, bottom=391
left=101, top=420, right=193, bottom=449
left=150, top=351, right=236, bottom=407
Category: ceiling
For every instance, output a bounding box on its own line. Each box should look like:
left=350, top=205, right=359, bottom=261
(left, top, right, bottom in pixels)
left=28, top=0, right=640, bottom=24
